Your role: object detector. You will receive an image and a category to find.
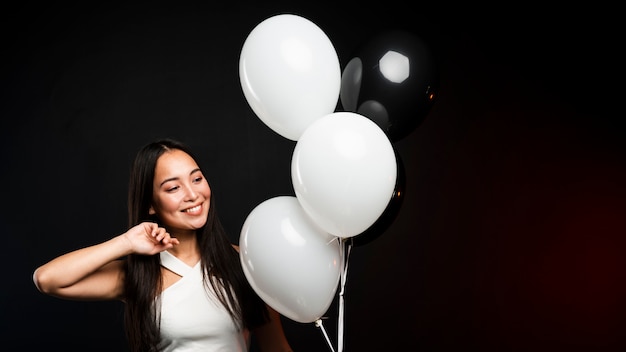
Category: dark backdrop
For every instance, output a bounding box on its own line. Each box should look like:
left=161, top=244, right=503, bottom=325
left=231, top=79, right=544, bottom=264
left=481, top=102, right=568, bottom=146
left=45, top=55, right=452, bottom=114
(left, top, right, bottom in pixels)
left=2, top=2, right=624, bottom=351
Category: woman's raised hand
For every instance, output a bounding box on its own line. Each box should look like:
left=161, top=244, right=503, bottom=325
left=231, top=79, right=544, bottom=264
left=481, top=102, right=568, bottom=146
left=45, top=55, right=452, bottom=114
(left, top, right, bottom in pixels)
left=123, top=222, right=179, bottom=255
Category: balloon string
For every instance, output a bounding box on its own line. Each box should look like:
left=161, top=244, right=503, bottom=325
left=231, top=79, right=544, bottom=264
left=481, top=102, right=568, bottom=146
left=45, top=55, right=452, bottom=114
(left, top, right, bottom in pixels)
left=315, top=319, right=336, bottom=352
left=337, top=238, right=352, bottom=352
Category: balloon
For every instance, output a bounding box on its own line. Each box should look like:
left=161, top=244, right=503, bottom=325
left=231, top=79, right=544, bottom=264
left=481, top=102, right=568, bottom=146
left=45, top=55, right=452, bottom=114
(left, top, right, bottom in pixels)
left=239, top=196, right=341, bottom=323
left=239, top=14, right=341, bottom=141
left=291, top=111, right=397, bottom=238
left=352, top=149, right=405, bottom=246
left=339, top=29, right=439, bottom=142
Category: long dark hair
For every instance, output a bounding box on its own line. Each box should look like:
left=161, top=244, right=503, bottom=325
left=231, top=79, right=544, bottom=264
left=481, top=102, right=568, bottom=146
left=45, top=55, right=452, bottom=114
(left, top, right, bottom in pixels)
left=122, top=138, right=269, bottom=352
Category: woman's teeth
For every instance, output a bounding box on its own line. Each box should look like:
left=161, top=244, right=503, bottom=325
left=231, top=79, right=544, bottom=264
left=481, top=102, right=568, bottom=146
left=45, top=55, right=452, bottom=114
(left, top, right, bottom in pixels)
left=185, top=205, right=201, bottom=213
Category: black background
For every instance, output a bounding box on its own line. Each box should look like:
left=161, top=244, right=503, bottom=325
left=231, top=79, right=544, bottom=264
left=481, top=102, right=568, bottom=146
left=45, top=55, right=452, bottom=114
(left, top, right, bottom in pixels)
left=1, top=2, right=624, bottom=351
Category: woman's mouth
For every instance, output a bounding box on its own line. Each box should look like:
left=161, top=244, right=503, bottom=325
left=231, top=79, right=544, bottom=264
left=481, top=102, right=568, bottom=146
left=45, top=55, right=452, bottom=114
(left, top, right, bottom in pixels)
left=183, top=205, right=202, bottom=214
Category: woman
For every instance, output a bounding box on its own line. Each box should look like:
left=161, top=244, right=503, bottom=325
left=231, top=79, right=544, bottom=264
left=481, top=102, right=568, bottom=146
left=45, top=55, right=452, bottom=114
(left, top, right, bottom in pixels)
left=33, top=138, right=293, bottom=352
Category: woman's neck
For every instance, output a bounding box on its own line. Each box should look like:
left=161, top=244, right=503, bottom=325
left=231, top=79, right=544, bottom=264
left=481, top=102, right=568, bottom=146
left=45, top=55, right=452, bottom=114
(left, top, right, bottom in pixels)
left=166, top=230, right=199, bottom=265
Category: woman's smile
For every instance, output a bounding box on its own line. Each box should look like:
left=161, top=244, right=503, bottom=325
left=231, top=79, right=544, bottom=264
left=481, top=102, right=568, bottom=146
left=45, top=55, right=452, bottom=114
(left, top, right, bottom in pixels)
left=183, top=204, right=202, bottom=214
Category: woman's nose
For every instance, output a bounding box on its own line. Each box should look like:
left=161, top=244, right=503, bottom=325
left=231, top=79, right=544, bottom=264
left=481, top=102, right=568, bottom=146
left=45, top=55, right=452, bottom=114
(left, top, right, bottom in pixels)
left=183, top=185, right=199, bottom=201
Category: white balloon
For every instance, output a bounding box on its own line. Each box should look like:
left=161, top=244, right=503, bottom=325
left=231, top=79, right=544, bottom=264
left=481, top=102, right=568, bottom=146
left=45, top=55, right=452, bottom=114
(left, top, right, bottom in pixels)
left=292, top=112, right=397, bottom=238
left=239, top=196, right=341, bottom=323
left=239, top=14, right=341, bottom=141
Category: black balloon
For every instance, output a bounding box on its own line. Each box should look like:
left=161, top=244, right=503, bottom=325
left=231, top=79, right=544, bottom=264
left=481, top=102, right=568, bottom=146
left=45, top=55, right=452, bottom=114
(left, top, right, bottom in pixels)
left=340, top=29, right=439, bottom=142
left=351, top=149, right=405, bottom=247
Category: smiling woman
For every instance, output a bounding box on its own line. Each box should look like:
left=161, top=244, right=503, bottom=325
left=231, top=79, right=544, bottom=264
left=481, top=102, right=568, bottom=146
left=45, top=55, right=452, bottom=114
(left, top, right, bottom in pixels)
left=32, top=138, right=294, bottom=352
left=149, top=149, right=212, bottom=235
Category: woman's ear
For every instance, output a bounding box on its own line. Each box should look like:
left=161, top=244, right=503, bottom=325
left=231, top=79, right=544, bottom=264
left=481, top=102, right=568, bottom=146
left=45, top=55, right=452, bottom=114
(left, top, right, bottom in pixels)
left=149, top=206, right=156, bottom=215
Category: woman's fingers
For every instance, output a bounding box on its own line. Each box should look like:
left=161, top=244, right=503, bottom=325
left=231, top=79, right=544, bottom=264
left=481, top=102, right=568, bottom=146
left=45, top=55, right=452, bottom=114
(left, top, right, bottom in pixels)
left=151, top=225, right=178, bottom=247
left=136, top=222, right=177, bottom=249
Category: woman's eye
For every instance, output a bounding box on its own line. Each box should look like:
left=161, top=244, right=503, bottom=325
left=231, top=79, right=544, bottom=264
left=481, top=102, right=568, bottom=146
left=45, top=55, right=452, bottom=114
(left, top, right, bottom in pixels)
left=193, top=176, right=203, bottom=183
left=166, top=186, right=179, bottom=192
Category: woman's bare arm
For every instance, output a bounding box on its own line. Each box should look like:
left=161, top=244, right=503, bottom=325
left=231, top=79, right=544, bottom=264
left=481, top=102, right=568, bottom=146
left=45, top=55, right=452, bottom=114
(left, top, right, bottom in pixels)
left=253, top=306, right=294, bottom=352
left=33, top=222, right=178, bottom=301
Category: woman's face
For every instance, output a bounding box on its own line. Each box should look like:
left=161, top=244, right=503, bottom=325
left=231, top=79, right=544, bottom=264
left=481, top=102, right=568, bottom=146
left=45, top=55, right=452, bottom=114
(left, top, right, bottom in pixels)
left=149, top=149, right=211, bottom=234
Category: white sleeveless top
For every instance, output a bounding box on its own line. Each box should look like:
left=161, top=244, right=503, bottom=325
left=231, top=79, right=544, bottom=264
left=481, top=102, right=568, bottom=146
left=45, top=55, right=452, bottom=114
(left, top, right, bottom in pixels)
left=157, top=250, right=249, bottom=352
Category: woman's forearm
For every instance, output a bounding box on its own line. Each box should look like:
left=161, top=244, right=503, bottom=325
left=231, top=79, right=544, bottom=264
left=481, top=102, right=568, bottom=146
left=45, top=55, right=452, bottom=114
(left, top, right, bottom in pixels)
left=32, top=234, right=132, bottom=295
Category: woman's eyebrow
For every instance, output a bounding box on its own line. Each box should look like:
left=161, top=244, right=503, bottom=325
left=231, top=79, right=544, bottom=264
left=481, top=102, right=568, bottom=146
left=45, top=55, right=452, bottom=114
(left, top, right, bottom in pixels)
left=159, top=168, right=202, bottom=187
left=159, top=176, right=179, bottom=187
